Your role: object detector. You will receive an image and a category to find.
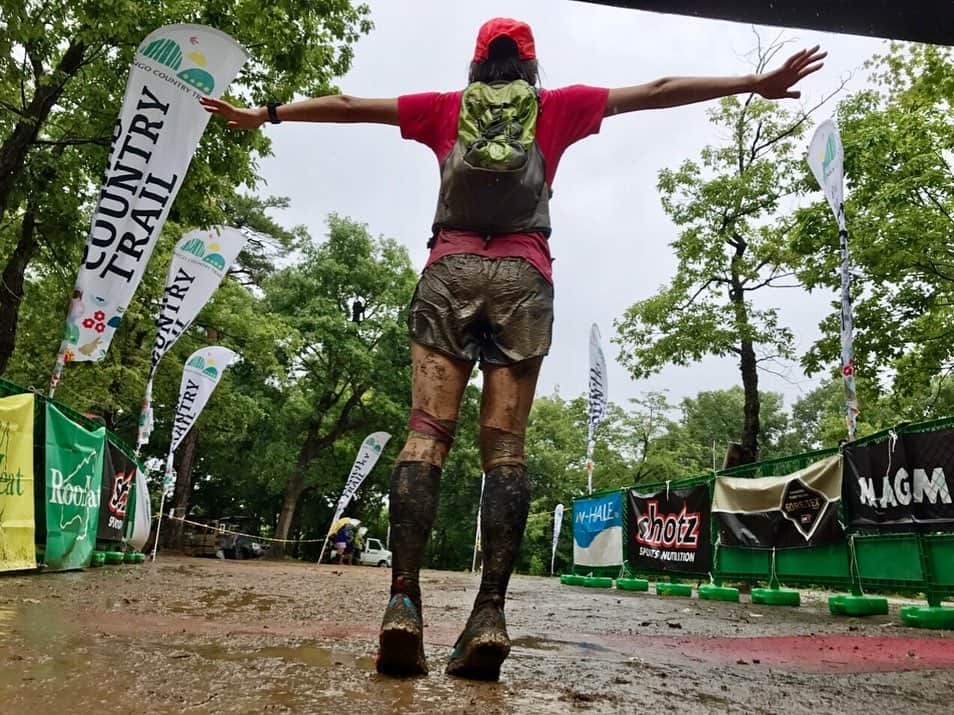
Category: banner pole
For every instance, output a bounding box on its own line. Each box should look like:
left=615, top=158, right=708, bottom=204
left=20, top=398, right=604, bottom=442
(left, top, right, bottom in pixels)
left=585, top=438, right=595, bottom=495
left=317, top=507, right=343, bottom=566
left=152, top=450, right=175, bottom=562
left=151, top=490, right=167, bottom=562
left=471, top=473, right=485, bottom=573
left=838, top=213, right=859, bottom=442
left=49, top=346, right=66, bottom=398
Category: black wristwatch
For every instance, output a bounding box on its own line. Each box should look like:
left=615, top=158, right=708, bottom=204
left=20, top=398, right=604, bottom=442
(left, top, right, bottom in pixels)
left=266, top=102, right=283, bottom=124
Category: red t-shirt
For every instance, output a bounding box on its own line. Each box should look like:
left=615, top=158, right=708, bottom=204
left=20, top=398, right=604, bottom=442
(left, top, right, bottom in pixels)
left=398, top=85, right=609, bottom=283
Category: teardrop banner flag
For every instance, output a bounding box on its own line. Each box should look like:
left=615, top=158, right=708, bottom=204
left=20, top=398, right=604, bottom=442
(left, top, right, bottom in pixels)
left=137, top=225, right=248, bottom=448
left=807, top=120, right=846, bottom=229
left=168, top=346, right=238, bottom=457
left=586, top=323, right=608, bottom=493
left=807, top=120, right=858, bottom=441
left=51, top=24, right=248, bottom=394
left=124, top=467, right=152, bottom=553
left=43, top=403, right=106, bottom=571
left=153, top=346, right=237, bottom=560
left=317, top=432, right=391, bottom=565
left=0, top=393, right=36, bottom=572
left=551, top=503, right=564, bottom=576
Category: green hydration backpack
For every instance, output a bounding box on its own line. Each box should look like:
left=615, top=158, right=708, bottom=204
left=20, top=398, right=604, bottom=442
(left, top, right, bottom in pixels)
left=431, top=80, right=551, bottom=241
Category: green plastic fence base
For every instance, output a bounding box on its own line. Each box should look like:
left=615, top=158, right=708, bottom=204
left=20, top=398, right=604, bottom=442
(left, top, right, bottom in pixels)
left=104, top=551, right=124, bottom=565
left=900, top=606, right=954, bottom=630
left=584, top=576, right=614, bottom=588
left=751, top=588, right=801, bottom=606
left=123, top=552, right=137, bottom=563
left=560, top=574, right=585, bottom=586
left=698, top=585, right=740, bottom=602
left=656, top=583, right=693, bottom=597
left=89, top=551, right=106, bottom=567
left=133, top=553, right=145, bottom=564
left=829, top=594, right=889, bottom=616
left=617, top=577, right=650, bottom=592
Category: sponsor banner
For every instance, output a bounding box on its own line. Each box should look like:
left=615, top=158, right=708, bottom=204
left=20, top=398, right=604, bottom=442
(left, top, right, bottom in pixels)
left=59, top=25, right=248, bottom=364
left=844, top=429, right=954, bottom=529
left=0, top=394, right=36, bottom=572
left=170, top=346, right=237, bottom=453
left=713, top=455, right=844, bottom=549
left=573, top=491, right=623, bottom=568
left=44, top=403, right=106, bottom=570
left=124, top=467, right=152, bottom=552
left=627, top=485, right=711, bottom=574
left=97, top=440, right=137, bottom=542
left=137, top=225, right=248, bottom=447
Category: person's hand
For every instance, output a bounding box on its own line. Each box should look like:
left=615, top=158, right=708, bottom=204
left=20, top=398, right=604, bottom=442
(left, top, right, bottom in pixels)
left=199, top=96, right=267, bottom=130
left=755, top=45, right=827, bottom=100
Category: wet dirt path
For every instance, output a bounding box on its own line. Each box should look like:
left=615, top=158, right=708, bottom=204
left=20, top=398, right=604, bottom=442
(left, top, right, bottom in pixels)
left=1, top=557, right=953, bottom=713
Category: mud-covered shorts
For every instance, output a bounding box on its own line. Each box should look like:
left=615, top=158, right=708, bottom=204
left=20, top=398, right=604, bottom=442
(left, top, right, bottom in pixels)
left=407, top=254, right=554, bottom=366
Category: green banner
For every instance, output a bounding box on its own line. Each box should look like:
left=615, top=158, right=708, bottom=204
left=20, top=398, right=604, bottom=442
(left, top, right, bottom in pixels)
left=0, top=393, right=36, bottom=572
left=44, top=403, right=105, bottom=570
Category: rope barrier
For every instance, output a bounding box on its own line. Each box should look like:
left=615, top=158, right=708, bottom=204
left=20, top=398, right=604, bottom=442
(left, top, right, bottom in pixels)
left=160, top=513, right=326, bottom=544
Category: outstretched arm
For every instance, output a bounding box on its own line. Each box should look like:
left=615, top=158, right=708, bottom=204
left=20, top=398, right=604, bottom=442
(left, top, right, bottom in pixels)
left=604, top=46, right=826, bottom=117
left=199, top=95, right=400, bottom=130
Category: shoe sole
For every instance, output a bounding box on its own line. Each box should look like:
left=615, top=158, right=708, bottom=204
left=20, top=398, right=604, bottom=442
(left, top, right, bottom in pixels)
left=377, top=623, right=428, bottom=677
left=445, top=636, right=510, bottom=681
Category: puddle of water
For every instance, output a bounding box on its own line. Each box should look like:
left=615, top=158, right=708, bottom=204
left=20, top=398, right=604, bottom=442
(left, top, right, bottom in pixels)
left=511, top=635, right=561, bottom=651
left=192, top=643, right=335, bottom=667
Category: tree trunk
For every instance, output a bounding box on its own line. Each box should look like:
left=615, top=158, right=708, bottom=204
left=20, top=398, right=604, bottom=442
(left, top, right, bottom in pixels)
left=0, top=141, right=67, bottom=375
left=162, top=428, right=199, bottom=550
left=272, top=428, right=320, bottom=556
left=738, top=338, right=761, bottom=464
left=0, top=211, right=39, bottom=374
left=271, top=391, right=367, bottom=557
left=730, top=241, right=760, bottom=465
left=0, top=40, right=87, bottom=223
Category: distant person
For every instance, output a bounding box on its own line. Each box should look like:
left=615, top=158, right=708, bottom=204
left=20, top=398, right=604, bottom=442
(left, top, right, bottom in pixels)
left=352, top=528, right=365, bottom=564
left=202, top=18, right=824, bottom=680
left=333, top=522, right=353, bottom=565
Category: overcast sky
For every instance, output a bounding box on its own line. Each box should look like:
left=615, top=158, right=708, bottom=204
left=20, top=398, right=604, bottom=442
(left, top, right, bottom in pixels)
left=256, top=0, right=889, bottom=412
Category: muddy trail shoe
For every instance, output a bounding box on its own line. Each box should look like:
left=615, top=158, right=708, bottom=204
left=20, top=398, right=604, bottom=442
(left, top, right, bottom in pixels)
left=376, top=593, right=427, bottom=676
left=445, top=595, right=510, bottom=681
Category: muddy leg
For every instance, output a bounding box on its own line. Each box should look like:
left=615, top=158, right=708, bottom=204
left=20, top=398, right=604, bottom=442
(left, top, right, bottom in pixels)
left=377, top=343, right=471, bottom=677
left=446, top=357, right=540, bottom=681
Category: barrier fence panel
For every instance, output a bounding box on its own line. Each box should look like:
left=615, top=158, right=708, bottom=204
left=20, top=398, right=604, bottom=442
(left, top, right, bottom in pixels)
left=0, top=379, right=147, bottom=574
left=571, top=415, right=954, bottom=604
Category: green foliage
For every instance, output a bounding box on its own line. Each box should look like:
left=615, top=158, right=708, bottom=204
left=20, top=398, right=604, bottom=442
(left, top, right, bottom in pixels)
left=528, top=554, right=545, bottom=577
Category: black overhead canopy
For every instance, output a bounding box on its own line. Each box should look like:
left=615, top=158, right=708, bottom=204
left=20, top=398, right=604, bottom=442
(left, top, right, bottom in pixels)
left=576, top=1, right=954, bottom=46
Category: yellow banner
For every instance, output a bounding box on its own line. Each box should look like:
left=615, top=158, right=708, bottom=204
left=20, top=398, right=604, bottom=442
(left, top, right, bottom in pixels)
left=0, top=393, right=35, bottom=572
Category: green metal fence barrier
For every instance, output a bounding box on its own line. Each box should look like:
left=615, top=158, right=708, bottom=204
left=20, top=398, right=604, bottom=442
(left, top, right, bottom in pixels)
left=572, top=416, right=954, bottom=610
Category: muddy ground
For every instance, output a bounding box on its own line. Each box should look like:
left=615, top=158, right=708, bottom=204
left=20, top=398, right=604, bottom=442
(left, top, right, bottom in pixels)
left=1, top=556, right=953, bottom=714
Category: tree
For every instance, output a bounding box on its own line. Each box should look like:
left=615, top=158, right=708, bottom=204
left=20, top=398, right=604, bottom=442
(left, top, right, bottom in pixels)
left=0, top=0, right=371, bottom=372
left=615, top=42, right=832, bottom=465
left=793, top=44, right=954, bottom=401
left=658, top=386, right=792, bottom=472
left=263, top=215, right=416, bottom=550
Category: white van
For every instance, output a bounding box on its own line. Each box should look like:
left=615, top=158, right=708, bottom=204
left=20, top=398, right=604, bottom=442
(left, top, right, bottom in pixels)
left=357, top=537, right=392, bottom=567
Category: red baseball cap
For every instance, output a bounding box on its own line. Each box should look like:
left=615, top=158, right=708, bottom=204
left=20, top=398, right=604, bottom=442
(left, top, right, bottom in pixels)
left=473, top=18, right=536, bottom=62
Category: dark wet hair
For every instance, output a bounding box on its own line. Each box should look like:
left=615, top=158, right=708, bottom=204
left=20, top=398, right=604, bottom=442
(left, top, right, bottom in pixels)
left=468, top=37, right=539, bottom=86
